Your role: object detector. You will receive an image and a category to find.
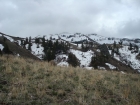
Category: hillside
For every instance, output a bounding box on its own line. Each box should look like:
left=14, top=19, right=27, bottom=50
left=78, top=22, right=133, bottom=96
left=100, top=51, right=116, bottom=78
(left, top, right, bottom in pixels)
left=0, top=33, right=39, bottom=60
left=0, top=55, right=140, bottom=105
left=0, top=32, right=140, bottom=73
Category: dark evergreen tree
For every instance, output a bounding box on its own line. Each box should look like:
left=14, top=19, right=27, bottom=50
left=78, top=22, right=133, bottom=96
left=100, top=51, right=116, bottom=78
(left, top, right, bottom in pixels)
left=21, top=40, right=23, bottom=46
left=116, top=47, right=119, bottom=55
left=0, top=49, right=3, bottom=56
left=28, top=43, right=32, bottom=51
left=68, top=52, right=79, bottom=67
left=90, top=52, right=108, bottom=69
left=111, top=49, right=114, bottom=57
left=29, top=36, right=31, bottom=43
left=135, top=45, right=138, bottom=53
left=68, top=43, right=71, bottom=48
left=35, top=38, right=39, bottom=44
left=119, top=40, right=123, bottom=47
left=50, top=36, right=52, bottom=40
left=89, top=42, right=93, bottom=48
left=3, top=43, right=12, bottom=54
left=48, top=40, right=53, bottom=48
left=46, top=49, right=52, bottom=61
left=42, top=36, right=45, bottom=47
left=3, top=37, right=7, bottom=42
left=42, top=38, right=69, bottom=61
left=51, top=50, right=55, bottom=60
left=23, top=41, right=26, bottom=49
left=113, top=41, right=116, bottom=48
left=90, top=55, right=98, bottom=69
left=25, top=37, right=28, bottom=44
left=81, top=42, right=84, bottom=50
left=108, top=45, right=112, bottom=50
left=129, top=43, right=132, bottom=50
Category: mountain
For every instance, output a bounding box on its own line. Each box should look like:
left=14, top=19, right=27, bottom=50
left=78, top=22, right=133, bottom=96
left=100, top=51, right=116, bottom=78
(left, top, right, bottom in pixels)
left=0, top=32, right=140, bottom=73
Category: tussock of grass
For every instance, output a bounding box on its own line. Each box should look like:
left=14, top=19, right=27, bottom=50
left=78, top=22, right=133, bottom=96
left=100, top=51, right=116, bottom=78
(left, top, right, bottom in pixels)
left=0, top=55, right=140, bottom=105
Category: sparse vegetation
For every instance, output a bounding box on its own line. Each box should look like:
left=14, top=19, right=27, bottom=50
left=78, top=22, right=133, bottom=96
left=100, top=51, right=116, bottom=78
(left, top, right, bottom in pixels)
left=0, top=55, right=140, bottom=105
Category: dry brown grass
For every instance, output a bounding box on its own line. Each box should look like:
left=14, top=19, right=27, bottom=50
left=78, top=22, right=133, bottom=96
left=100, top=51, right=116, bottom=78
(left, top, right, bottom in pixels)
left=0, top=55, right=140, bottom=105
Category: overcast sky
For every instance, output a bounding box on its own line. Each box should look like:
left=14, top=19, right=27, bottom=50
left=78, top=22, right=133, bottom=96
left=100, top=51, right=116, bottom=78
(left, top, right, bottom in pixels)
left=0, top=0, right=140, bottom=38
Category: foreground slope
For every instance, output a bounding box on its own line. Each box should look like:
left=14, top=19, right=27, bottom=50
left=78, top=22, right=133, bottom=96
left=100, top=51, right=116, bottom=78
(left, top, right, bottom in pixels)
left=0, top=55, right=140, bottom=105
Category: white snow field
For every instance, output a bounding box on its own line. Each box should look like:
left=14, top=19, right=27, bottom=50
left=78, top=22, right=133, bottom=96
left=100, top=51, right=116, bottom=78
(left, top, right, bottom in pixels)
left=70, top=49, right=94, bottom=67
left=114, top=46, right=140, bottom=70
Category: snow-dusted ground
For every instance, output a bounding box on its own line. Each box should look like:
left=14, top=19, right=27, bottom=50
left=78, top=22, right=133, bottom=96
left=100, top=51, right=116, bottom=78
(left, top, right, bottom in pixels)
left=36, top=34, right=59, bottom=40
left=56, top=54, right=68, bottom=62
left=57, top=62, right=69, bottom=67
left=71, top=43, right=82, bottom=49
left=88, top=34, right=120, bottom=44
left=98, top=66, right=106, bottom=70
left=59, top=33, right=88, bottom=42
left=114, top=46, right=140, bottom=70
left=4, top=35, right=14, bottom=42
left=70, top=49, right=94, bottom=67
left=84, top=67, right=93, bottom=70
left=45, top=34, right=59, bottom=40
left=31, top=43, right=44, bottom=59
left=121, top=71, right=126, bottom=74
left=56, top=54, right=69, bottom=67
left=0, top=44, right=4, bottom=50
left=105, top=63, right=116, bottom=70
left=96, top=49, right=100, bottom=52
left=55, top=49, right=94, bottom=68
left=97, top=39, right=120, bottom=44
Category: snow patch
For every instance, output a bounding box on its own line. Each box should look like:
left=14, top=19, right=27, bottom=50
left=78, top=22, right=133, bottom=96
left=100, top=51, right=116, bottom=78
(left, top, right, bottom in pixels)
left=56, top=54, right=68, bottom=67
left=121, top=71, right=125, bottom=74
left=0, top=44, right=4, bottom=50
left=114, top=46, right=140, bottom=70
left=88, top=34, right=120, bottom=44
left=98, top=66, right=106, bottom=70
left=31, top=43, right=44, bottom=59
left=105, top=63, right=116, bottom=70
left=96, top=49, right=100, bottom=52
left=57, top=62, right=69, bottom=67
left=70, top=49, right=94, bottom=67
left=84, top=67, right=93, bottom=70
left=4, top=36, right=14, bottom=42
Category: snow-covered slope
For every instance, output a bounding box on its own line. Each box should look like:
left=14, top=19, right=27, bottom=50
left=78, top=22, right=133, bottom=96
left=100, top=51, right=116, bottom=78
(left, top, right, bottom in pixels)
left=31, top=43, right=44, bottom=59
left=70, top=49, right=94, bottom=67
left=56, top=54, right=69, bottom=67
left=114, top=46, right=140, bottom=70
left=1, top=32, right=140, bottom=73
left=59, top=33, right=88, bottom=42
left=0, top=44, right=4, bottom=50
left=88, top=34, right=120, bottom=44
left=105, top=63, right=116, bottom=70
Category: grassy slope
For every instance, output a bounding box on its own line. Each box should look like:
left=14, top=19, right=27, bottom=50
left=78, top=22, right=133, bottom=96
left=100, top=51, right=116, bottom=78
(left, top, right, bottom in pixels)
left=0, top=55, right=140, bottom=105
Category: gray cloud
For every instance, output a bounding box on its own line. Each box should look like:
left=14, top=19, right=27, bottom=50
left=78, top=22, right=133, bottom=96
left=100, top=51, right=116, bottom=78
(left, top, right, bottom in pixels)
left=0, top=0, right=140, bottom=38
left=118, top=19, right=140, bottom=38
